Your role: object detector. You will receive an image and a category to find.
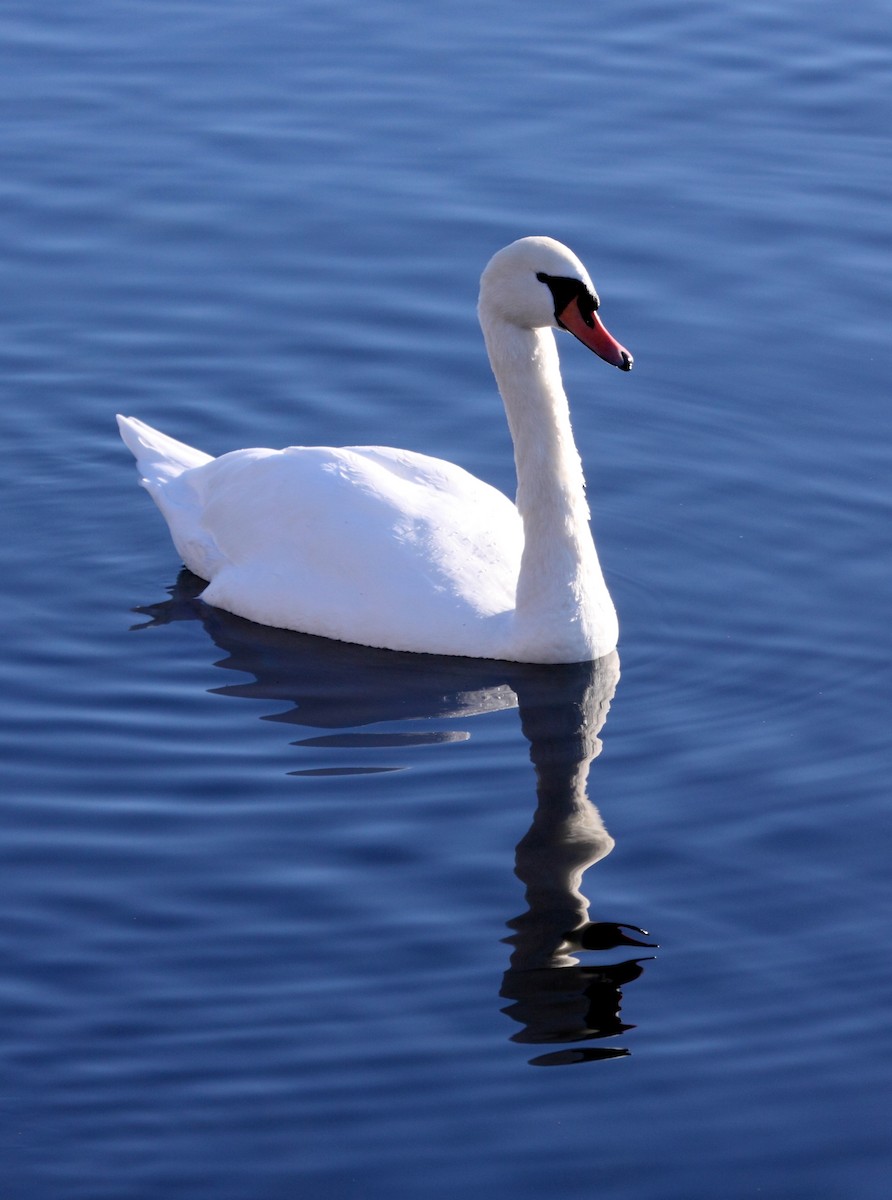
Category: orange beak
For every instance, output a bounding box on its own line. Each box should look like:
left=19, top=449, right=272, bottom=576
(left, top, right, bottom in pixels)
left=557, top=296, right=633, bottom=371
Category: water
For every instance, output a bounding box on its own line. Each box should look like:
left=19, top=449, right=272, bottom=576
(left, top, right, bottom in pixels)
left=2, top=1, right=890, bottom=1197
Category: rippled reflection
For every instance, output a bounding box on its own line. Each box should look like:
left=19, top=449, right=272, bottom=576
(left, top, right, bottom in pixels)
left=135, top=570, right=657, bottom=1063
left=504, top=658, right=656, bottom=1064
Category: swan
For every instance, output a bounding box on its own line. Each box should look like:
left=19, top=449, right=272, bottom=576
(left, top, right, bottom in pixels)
left=118, top=236, right=633, bottom=664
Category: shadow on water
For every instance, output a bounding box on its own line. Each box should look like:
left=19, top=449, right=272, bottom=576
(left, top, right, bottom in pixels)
left=134, top=570, right=658, bottom=1064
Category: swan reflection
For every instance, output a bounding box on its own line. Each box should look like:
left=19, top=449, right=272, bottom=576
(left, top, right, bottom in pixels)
left=134, top=570, right=657, bottom=1063
left=504, top=657, right=656, bottom=1065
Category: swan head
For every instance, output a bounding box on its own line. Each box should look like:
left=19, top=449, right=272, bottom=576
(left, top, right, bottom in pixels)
left=479, top=236, right=633, bottom=371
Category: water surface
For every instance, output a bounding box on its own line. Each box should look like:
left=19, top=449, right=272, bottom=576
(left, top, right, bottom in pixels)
left=2, top=2, right=890, bottom=1197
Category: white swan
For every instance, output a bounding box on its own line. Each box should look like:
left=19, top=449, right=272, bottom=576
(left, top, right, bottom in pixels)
left=118, top=236, right=632, bottom=664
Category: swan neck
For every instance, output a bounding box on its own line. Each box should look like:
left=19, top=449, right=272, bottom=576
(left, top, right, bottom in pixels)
left=480, top=312, right=616, bottom=661
left=482, top=321, right=586, bottom=510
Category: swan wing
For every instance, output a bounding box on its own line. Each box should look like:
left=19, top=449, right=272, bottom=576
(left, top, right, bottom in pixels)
left=196, top=444, right=523, bottom=653
left=120, top=418, right=524, bottom=655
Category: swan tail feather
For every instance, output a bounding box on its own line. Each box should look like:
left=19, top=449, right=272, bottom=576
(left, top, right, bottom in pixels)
left=117, top=415, right=223, bottom=581
left=116, top=415, right=213, bottom=484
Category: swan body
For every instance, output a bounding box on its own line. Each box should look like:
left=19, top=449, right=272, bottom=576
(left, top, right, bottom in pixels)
left=118, top=237, right=632, bottom=664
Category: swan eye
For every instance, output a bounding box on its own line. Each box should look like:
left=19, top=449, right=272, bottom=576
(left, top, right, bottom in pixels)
left=536, top=272, right=600, bottom=327
left=575, top=288, right=600, bottom=327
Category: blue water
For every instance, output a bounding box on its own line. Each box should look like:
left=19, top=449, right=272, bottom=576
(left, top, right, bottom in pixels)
left=2, top=1, right=890, bottom=1197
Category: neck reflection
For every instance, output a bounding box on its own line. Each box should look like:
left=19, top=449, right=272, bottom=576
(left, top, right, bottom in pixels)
left=502, top=657, right=655, bottom=1066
